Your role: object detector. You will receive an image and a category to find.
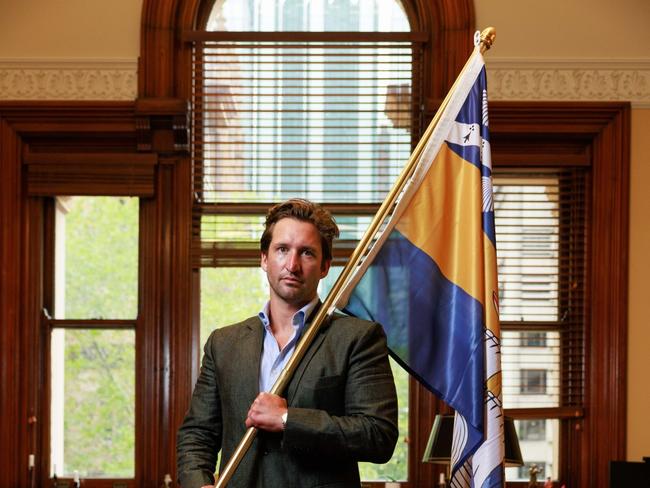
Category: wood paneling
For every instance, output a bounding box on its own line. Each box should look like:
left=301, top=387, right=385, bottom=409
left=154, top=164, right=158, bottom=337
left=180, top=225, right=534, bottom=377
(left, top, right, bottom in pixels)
left=586, top=103, right=629, bottom=487
left=138, top=155, right=193, bottom=486
left=0, top=112, right=26, bottom=488
left=24, top=152, right=157, bottom=196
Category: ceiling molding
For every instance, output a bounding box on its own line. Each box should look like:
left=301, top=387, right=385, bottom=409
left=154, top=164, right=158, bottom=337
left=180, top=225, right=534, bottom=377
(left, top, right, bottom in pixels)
left=0, top=58, right=137, bottom=100
left=1, top=57, right=649, bottom=107
left=486, top=58, right=650, bottom=108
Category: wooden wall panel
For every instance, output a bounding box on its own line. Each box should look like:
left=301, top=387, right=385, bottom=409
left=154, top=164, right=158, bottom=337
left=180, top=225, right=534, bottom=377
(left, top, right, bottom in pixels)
left=24, top=152, right=157, bottom=196
left=137, top=155, right=193, bottom=486
left=586, top=103, right=630, bottom=487
left=0, top=115, right=25, bottom=488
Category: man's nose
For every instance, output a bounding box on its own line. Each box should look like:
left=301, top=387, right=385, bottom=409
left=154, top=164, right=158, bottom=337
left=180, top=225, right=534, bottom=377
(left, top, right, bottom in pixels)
left=285, top=250, right=300, bottom=272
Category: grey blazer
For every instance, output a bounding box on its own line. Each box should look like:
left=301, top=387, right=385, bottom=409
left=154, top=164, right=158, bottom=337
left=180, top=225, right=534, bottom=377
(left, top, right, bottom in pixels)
left=176, top=310, right=398, bottom=488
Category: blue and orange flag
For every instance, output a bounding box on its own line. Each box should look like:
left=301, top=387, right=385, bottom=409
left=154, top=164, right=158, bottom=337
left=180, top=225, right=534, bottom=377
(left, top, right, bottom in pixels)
left=336, top=46, right=504, bottom=487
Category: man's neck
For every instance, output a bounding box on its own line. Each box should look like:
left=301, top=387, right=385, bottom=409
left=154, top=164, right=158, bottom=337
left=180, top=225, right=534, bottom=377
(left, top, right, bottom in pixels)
left=267, top=302, right=299, bottom=332
left=267, top=296, right=313, bottom=333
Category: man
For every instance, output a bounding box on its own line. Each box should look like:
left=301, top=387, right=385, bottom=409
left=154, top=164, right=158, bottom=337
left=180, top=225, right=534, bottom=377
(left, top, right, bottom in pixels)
left=177, top=199, right=398, bottom=488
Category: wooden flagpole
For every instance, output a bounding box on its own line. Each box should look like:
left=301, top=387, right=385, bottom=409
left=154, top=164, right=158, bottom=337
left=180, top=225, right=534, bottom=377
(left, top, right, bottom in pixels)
left=214, top=27, right=496, bottom=488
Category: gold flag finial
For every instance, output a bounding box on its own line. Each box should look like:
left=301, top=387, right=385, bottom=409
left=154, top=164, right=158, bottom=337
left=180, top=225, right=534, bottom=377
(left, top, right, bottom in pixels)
left=480, top=27, right=496, bottom=53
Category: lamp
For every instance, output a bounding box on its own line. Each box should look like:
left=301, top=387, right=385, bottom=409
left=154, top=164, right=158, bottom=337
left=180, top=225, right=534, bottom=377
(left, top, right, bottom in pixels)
left=421, top=414, right=454, bottom=464
left=383, top=84, right=412, bottom=130
left=422, top=414, right=524, bottom=467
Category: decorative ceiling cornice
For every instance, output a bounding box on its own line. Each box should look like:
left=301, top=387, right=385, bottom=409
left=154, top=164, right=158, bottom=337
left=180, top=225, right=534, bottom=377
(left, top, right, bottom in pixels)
left=0, top=59, right=137, bottom=100
left=486, top=58, right=650, bottom=108
left=1, top=58, right=649, bottom=107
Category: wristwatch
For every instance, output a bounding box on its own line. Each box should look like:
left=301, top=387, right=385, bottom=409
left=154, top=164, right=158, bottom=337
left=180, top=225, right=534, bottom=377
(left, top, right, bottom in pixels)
left=281, top=411, right=288, bottom=429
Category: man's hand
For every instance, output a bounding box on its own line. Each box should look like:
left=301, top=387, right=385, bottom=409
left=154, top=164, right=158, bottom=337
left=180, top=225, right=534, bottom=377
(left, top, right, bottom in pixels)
left=245, top=392, right=287, bottom=432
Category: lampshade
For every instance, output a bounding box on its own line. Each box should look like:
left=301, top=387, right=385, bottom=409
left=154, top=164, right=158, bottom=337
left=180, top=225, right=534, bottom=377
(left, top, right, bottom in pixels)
left=383, top=83, right=411, bottom=129
left=422, top=414, right=524, bottom=467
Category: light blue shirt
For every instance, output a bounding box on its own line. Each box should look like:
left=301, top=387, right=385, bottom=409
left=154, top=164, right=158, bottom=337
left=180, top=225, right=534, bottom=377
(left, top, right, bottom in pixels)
left=258, top=297, right=319, bottom=393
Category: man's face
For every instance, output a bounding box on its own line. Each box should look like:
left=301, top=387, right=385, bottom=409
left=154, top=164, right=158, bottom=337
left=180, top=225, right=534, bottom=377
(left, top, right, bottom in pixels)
left=261, top=218, right=331, bottom=309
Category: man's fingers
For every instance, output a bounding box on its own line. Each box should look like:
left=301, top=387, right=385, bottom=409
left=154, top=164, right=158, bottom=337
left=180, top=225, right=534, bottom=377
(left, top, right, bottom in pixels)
left=245, top=392, right=287, bottom=432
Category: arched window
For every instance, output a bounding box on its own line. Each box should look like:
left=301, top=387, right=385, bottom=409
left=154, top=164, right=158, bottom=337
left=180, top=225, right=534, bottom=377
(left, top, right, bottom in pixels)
left=191, top=0, right=423, bottom=261
left=190, top=0, right=423, bottom=482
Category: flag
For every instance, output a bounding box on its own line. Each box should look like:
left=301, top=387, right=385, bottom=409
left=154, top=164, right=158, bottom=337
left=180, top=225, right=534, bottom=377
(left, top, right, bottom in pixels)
left=336, top=48, right=504, bottom=487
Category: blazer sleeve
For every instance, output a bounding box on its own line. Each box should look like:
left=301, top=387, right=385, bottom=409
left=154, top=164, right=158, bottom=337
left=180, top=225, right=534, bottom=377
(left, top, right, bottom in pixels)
left=176, top=331, right=222, bottom=488
left=281, top=321, right=399, bottom=463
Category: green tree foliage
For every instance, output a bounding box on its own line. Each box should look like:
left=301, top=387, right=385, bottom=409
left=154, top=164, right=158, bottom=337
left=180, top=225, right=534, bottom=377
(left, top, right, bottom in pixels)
left=62, top=329, right=135, bottom=477
left=57, top=197, right=138, bottom=477
left=63, top=197, right=138, bottom=320
left=200, top=267, right=269, bottom=344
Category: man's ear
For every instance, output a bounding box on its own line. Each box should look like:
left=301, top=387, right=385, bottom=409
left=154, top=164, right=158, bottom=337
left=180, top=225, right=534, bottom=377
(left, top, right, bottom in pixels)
left=320, top=259, right=331, bottom=278
left=261, top=252, right=268, bottom=272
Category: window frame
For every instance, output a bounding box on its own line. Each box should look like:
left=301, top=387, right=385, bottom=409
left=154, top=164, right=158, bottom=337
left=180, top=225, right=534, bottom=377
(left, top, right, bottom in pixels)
left=175, top=1, right=628, bottom=484
left=190, top=5, right=426, bottom=487
left=489, top=101, right=629, bottom=488
left=40, top=196, right=141, bottom=486
left=188, top=3, right=432, bottom=486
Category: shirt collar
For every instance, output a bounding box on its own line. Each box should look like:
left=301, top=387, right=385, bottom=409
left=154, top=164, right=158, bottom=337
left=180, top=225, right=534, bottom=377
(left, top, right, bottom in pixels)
left=258, top=297, right=320, bottom=332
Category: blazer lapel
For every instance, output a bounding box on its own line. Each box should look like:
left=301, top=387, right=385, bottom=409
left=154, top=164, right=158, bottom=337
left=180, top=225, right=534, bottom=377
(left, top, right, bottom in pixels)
left=285, top=312, right=330, bottom=405
left=237, top=316, right=264, bottom=405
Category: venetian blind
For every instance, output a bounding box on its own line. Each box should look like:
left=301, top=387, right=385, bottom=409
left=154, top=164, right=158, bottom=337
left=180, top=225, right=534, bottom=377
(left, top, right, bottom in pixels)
left=495, top=169, right=587, bottom=410
left=189, top=32, right=425, bottom=267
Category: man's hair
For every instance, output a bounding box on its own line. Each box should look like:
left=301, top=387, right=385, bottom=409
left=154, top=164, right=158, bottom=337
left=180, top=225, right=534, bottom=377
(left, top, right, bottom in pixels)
left=260, top=199, right=340, bottom=264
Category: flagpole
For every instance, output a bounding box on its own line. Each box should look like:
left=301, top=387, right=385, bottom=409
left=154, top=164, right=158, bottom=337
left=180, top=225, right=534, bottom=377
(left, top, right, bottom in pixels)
left=214, top=26, right=496, bottom=488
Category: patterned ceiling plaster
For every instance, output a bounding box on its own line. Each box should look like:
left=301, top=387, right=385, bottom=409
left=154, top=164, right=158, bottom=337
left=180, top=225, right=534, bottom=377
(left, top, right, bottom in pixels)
left=486, top=58, right=650, bottom=108
left=1, top=58, right=648, bottom=107
left=0, top=59, right=137, bottom=100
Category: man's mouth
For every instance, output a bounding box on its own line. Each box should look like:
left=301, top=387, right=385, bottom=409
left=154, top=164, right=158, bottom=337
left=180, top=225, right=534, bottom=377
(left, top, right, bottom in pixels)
left=282, top=276, right=302, bottom=285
